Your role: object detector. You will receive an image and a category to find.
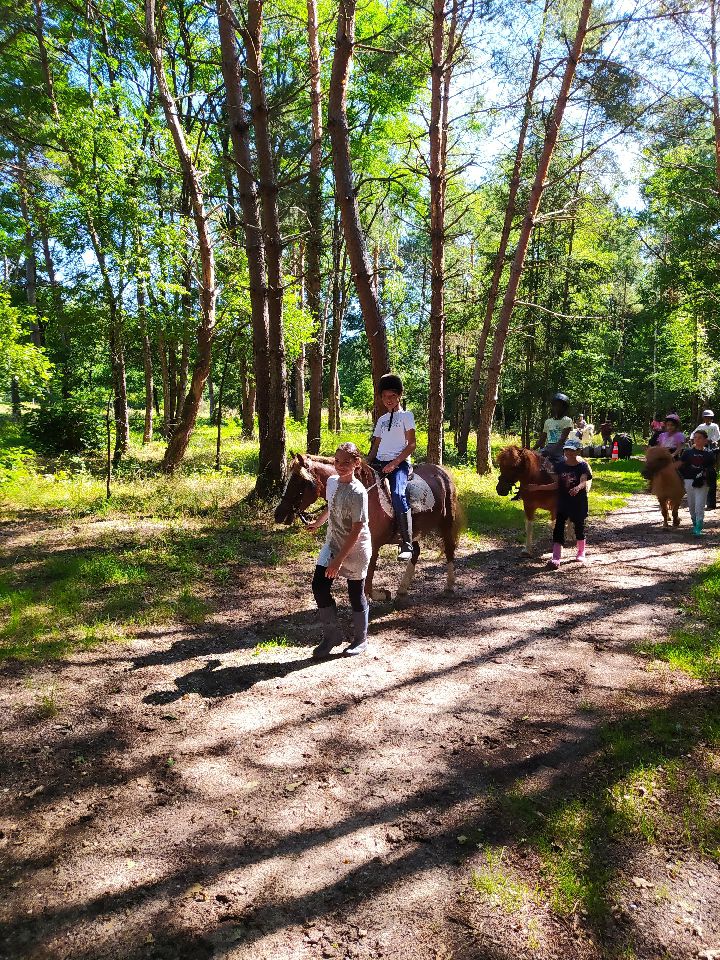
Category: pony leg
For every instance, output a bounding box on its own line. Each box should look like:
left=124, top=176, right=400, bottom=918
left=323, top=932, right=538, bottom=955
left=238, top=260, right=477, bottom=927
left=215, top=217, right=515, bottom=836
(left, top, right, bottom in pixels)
left=367, top=550, right=391, bottom=603
left=397, top=545, right=419, bottom=596
left=661, top=500, right=669, bottom=527
left=523, top=514, right=534, bottom=555
left=441, top=535, right=455, bottom=594
left=672, top=502, right=681, bottom=526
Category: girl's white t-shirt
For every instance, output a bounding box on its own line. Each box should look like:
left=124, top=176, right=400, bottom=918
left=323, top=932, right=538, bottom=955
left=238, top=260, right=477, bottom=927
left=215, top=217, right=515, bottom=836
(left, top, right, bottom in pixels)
left=317, top=475, right=372, bottom=580
left=373, top=409, right=416, bottom=462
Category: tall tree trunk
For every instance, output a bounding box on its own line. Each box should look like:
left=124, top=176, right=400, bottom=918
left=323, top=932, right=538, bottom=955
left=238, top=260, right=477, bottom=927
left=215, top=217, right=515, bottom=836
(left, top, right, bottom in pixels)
left=241, top=0, right=287, bottom=490
left=711, top=0, right=720, bottom=189
left=158, top=330, right=170, bottom=437
left=328, top=205, right=343, bottom=432
left=138, top=279, right=154, bottom=444
left=167, top=338, right=178, bottom=427
left=10, top=378, right=21, bottom=418
left=16, top=164, right=42, bottom=347
left=476, top=0, right=593, bottom=474
left=146, top=0, right=217, bottom=472
left=294, top=243, right=306, bottom=421
left=305, top=0, right=325, bottom=453
left=426, top=0, right=457, bottom=465
left=239, top=351, right=256, bottom=439
left=457, top=0, right=549, bottom=458
left=216, top=0, right=284, bottom=496
left=328, top=0, right=390, bottom=418
left=208, top=361, right=216, bottom=422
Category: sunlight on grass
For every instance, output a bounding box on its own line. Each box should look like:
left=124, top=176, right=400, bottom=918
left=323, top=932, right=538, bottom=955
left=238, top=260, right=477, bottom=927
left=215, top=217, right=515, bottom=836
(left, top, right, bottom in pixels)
left=471, top=847, right=537, bottom=913
left=252, top=634, right=302, bottom=656
left=641, top=557, right=720, bottom=680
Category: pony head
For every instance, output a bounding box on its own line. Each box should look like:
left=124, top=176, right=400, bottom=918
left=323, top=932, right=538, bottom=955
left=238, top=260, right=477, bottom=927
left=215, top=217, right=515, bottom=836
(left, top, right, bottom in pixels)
left=495, top=445, right=527, bottom=496
left=274, top=453, right=322, bottom=524
left=642, top=444, right=673, bottom=480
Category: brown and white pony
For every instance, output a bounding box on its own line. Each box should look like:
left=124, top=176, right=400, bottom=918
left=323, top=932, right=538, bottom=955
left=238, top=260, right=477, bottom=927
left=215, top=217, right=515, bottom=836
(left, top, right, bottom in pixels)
left=642, top=445, right=684, bottom=527
left=274, top=454, right=460, bottom=601
left=495, top=445, right=558, bottom=554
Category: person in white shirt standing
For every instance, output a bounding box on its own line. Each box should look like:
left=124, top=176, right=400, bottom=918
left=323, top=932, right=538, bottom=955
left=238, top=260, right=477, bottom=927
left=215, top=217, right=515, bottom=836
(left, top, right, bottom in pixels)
left=691, top=410, right=720, bottom=446
left=367, top=373, right=417, bottom=561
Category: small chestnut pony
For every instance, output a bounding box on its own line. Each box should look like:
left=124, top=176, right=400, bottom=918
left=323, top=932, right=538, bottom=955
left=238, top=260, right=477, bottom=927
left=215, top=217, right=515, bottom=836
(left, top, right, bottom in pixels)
left=495, top=445, right=558, bottom=554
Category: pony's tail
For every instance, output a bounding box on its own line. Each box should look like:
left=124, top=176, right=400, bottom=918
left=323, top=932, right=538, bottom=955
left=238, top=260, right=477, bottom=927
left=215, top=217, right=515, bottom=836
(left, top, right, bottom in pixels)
left=441, top=468, right=463, bottom=538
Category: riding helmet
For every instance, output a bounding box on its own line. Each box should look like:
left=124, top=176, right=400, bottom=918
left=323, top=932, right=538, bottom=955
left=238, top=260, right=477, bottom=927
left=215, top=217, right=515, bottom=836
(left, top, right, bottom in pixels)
left=551, top=392, right=570, bottom=406
left=378, top=373, right=404, bottom=395
left=702, top=409, right=715, bottom=418
left=664, top=413, right=680, bottom=424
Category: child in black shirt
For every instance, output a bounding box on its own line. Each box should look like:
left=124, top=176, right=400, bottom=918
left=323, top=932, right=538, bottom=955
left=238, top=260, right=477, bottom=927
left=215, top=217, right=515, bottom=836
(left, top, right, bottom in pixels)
left=528, top=438, right=592, bottom=568
left=679, top=429, right=715, bottom=535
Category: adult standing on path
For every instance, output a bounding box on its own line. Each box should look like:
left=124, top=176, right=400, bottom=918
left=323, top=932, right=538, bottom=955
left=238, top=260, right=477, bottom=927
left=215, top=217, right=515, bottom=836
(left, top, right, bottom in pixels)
left=691, top=409, right=719, bottom=509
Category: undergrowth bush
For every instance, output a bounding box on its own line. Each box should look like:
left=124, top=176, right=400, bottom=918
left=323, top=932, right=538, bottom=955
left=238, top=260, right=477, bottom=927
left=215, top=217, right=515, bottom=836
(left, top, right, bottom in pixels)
left=24, top=394, right=106, bottom=454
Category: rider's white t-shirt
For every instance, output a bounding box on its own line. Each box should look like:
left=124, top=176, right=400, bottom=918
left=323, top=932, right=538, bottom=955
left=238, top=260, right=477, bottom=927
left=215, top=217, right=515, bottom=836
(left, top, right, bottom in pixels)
left=543, top=416, right=573, bottom=445
left=373, top=409, right=416, bottom=462
left=692, top=421, right=720, bottom=444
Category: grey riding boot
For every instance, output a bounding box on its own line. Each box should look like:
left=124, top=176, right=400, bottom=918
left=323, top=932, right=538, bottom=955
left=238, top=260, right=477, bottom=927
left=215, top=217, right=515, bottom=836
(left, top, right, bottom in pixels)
left=313, top=605, right=343, bottom=658
left=397, top=509, right=414, bottom=562
left=345, top=606, right=369, bottom=656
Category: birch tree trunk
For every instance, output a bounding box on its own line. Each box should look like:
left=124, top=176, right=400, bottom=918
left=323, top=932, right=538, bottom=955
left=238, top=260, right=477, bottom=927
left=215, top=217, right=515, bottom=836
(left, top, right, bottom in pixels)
left=457, top=0, right=549, bottom=458
left=476, top=0, right=594, bottom=474
left=328, top=0, right=390, bottom=418
left=305, top=0, right=325, bottom=453
left=145, top=0, right=217, bottom=472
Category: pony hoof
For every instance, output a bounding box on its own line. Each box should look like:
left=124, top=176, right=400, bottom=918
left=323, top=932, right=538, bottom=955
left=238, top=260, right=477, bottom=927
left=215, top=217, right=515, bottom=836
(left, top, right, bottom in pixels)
left=371, top=588, right=392, bottom=602
left=442, top=587, right=455, bottom=596
left=394, top=593, right=411, bottom=610
left=521, top=548, right=531, bottom=557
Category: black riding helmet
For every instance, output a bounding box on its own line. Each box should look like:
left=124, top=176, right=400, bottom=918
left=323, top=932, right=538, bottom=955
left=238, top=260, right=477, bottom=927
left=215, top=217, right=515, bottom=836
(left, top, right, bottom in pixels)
left=378, top=373, right=404, bottom=395
left=552, top=392, right=570, bottom=408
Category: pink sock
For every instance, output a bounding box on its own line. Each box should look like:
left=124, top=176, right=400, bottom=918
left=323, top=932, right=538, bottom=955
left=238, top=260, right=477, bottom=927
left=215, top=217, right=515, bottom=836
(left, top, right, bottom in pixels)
left=576, top=539, right=586, bottom=560
left=551, top=543, right=562, bottom=564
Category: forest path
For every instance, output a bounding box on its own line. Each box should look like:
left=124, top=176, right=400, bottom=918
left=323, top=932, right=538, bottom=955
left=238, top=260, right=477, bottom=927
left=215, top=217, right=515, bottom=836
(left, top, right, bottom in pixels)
left=1, top=491, right=719, bottom=960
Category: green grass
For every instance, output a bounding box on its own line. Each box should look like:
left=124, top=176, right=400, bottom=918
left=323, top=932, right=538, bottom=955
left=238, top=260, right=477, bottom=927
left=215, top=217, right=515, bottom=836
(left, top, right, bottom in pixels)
left=252, top=634, right=301, bottom=656
left=466, top=693, right=720, bottom=928
left=640, top=558, right=720, bottom=680
left=471, top=847, right=538, bottom=913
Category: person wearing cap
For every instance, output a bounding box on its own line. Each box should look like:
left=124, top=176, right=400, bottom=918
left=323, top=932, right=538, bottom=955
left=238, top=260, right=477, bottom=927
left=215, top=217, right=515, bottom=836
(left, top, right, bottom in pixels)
left=691, top=410, right=719, bottom=510
left=367, top=373, right=417, bottom=561
left=537, top=393, right=573, bottom=465
left=691, top=410, right=720, bottom=446
left=527, top=437, right=593, bottom=568
left=655, top=414, right=685, bottom=455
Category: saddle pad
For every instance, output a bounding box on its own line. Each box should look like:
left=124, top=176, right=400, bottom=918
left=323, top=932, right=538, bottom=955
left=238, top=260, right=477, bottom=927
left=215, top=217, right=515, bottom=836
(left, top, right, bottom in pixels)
left=378, top=475, right=436, bottom=519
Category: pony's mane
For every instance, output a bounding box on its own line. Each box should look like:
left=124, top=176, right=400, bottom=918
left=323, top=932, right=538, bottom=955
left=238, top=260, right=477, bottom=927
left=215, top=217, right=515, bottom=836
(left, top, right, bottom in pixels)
left=497, top=445, right=545, bottom=480
left=643, top=444, right=674, bottom=477
left=301, top=453, right=376, bottom=489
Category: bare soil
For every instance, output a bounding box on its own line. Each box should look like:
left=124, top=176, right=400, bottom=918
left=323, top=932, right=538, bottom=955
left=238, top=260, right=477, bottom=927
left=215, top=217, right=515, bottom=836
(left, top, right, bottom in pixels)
left=1, top=492, right=719, bottom=960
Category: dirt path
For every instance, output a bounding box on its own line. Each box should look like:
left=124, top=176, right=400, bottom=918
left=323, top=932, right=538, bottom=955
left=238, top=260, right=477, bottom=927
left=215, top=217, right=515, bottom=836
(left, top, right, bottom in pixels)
left=1, top=492, right=719, bottom=960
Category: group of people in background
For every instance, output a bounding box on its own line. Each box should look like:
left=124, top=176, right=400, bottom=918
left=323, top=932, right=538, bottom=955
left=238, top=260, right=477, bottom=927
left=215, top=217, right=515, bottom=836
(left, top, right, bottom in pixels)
left=649, top=409, right=719, bottom=535
left=306, top=380, right=719, bottom=658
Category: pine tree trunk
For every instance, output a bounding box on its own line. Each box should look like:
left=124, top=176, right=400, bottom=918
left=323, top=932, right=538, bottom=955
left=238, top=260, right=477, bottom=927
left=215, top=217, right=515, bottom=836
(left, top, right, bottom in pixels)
left=305, top=0, right=326, bottom=453
left=426, top=0, right=455, bottom=465
left=457, top=0, right=549, bottom=458
left=158, top=330, right=170, bottom=437
left=241, top=0, right=288, bottom=492
left=476, top=0, right=593, bottom=474
left=146, top=0, right=217, bottom=473
left=711, top=0, right=720, bottom=189
left=217, top=0, right=285, bottom=496
left=328, top=0, right=390, bottom=419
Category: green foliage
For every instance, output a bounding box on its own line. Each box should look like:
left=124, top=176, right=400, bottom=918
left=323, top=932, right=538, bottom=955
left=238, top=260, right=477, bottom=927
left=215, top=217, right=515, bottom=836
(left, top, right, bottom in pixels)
left=24, top=393, right=106, bottom=454
left=0, top=290, right=52, bottom=393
